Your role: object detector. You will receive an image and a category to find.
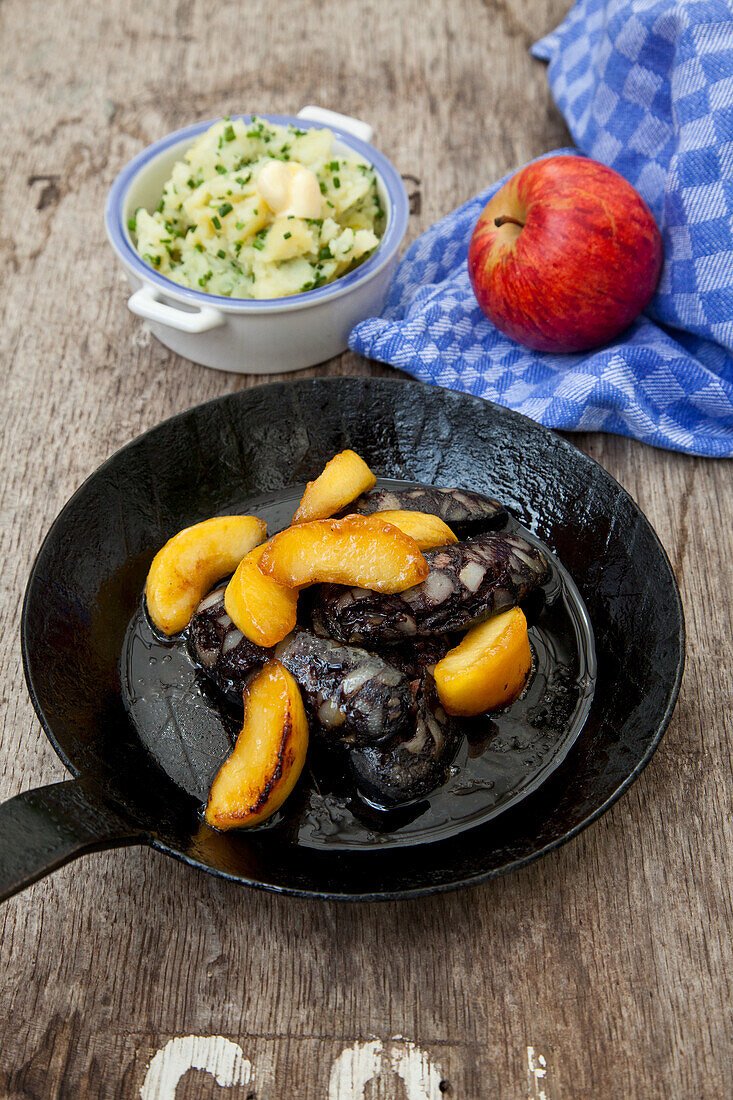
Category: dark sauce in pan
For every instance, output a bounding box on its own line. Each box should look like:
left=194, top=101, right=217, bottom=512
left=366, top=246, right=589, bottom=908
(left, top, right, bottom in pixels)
left=121, top=480, right=596, bottom=850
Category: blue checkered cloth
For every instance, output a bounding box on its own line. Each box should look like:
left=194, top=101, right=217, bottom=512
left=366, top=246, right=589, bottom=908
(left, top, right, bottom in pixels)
left=349, top=0, right=733, bottom=457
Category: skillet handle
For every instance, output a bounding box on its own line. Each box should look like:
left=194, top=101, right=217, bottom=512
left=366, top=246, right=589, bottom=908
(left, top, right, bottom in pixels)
left=0, top=776, right=145, bottom=903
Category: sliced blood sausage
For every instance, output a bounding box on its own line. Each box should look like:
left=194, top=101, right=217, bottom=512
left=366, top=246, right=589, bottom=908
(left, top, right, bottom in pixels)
left=188, top=585, right=270, bottom=702
left=349, top=672, right=460, bottom=807
left=275, top=631, right=415, bottom=746
left=312, top=531, right=550, bottom=646
left=348, top=485, right=506, bottom=535
left=386, top=636, right=453, bottom=681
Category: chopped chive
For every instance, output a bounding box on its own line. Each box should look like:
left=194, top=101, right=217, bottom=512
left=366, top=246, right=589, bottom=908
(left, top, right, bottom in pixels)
left=218, top=202, right=233, bottom=217
left=211, top=215, right=221, bottom=229
left=127, top=216, right=137, bottom=232
left=235, top=220, right=245, bottom=229
left=252, top=238, right=265, bottom=250
left=217, top=249, right=226, bottom=258
left=319, top=181, right=327, bottom=194
left=156, top=198, right=165, bottom=212
left=283, top=231, right=292, bottom=239
left=300, top=271, right=326, bottom=290
left=318, top=245, right=332, bottom=260
left=223, top=123, right=236, bottom=142
left=333, top=176, right=341, bottom=188
left=215, top=164, right=227, bottom=175
left=194, top=242, right=204, bottom=252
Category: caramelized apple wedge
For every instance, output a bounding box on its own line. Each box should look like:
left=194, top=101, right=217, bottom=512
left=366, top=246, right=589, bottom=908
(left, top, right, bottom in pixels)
left=370, top=510, right=457, bottom=550
left=225, top=542, right=299, bottom=647
left=433, top=607, right=532, bottom=716
left=292, top=449, right=376, bottom=523
left=205, top=660, right=308, bottom=829
left=146, top=515, right=267, bottom=635
left=259, top=514, right=429, bottom=593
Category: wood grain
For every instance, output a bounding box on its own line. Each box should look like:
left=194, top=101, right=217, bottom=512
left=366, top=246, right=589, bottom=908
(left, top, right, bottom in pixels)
left=1, top=0, right=731, bottom=1097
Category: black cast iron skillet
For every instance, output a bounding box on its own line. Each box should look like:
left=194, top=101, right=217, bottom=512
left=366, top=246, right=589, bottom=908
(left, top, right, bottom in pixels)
left=1, top=379, right=684, bottom=902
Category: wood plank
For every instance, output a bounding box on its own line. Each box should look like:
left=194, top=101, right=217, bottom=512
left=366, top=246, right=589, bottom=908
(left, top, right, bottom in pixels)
left=0, top=0, right=731, bottom=1097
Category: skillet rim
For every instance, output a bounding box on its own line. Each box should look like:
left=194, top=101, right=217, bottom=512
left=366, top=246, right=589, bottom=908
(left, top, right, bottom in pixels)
left=19, top=377, right=685, bottom=900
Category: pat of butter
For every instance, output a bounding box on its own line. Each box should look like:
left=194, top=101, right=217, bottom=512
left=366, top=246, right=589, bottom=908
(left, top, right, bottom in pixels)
left=257, top=161, right=322, bottom=220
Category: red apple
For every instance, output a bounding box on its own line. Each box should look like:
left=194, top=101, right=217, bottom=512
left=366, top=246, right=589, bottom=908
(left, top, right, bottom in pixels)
left=467, top=155, right=663, bottom=354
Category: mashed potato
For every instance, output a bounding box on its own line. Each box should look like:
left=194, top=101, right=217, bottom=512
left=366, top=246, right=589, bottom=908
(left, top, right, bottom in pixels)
left=131, top=117, right=385, bottom=299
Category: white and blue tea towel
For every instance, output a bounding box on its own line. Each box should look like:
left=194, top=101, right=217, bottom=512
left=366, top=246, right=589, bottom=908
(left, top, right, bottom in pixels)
left=349, top=0, right=733, bottom=457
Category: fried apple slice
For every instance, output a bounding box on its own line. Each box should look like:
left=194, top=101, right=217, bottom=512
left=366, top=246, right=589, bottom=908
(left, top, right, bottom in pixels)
left=292, top=449, right=376, bottom=523
left=371, top=510, right=458, bottom=550
left=225, top=542, right=298, bottom=647
left=205, top=660, right=308, bottom=829
left=259, top=514, right=429, bottom=593
left=146, top=515, right=267, bottom=635
left=433, top=607, right=532, bottom=716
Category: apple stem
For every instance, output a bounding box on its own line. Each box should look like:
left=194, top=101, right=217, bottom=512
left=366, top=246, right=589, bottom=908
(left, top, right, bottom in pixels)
left=494, top=215, right=525, bottom=229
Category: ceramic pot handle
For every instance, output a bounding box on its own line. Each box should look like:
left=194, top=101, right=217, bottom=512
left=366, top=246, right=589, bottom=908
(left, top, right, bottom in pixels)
left=0, top=777, right=145, bottom=903
left=128, top=285, right=225, bottom=333
left=297, top=105, right=374, bottom=144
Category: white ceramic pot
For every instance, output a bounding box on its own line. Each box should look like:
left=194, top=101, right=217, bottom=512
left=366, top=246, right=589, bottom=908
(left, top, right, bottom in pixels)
left=105, top=106, right=409, bottom=374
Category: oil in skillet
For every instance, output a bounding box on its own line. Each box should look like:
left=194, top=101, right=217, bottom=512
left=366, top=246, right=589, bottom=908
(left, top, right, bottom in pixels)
left=121, top=480, right=596, bottom=851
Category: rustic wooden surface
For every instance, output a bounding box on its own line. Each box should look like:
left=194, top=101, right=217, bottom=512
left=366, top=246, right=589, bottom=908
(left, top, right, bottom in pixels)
left=1, top=0, right=731, bottom=1097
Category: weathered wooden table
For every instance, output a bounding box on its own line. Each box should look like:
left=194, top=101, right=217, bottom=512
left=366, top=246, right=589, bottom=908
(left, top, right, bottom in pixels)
left=1, top=0, right=731, bottom=1096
